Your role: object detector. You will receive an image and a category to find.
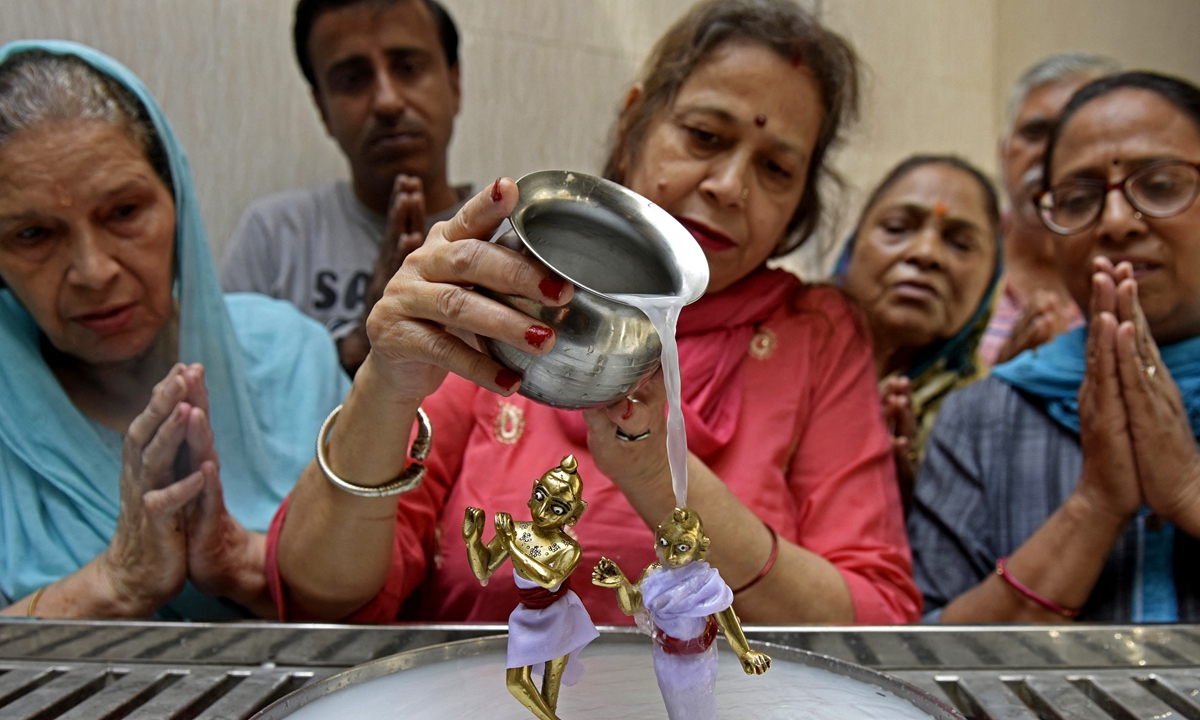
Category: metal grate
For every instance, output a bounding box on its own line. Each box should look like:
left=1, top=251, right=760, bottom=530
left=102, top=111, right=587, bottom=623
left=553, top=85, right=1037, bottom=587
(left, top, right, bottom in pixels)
left=2, top=620, right=1198, bottom=719
left=0, top=659, right=324, bottom=720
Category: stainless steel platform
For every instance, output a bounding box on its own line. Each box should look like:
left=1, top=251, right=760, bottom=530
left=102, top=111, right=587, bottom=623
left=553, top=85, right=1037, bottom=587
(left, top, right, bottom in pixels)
left=1, top=620, right=1197, bottom=719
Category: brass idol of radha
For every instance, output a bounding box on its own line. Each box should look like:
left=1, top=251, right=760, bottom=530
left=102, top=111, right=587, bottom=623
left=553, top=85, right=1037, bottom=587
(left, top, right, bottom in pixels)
left=593, top=508, right=770, bottom=720
left=463, top=455, right=599, bottom=720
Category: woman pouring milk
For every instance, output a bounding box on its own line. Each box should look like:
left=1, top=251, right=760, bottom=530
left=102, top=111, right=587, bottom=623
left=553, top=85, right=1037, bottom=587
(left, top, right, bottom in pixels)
left=268, top=0, right=920, bottom=625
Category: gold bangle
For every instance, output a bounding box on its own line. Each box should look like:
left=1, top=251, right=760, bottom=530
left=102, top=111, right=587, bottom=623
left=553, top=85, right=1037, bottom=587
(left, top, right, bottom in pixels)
left=316, top=404, right=432, bottom=497
left=26, top=587, right=45, bottom=617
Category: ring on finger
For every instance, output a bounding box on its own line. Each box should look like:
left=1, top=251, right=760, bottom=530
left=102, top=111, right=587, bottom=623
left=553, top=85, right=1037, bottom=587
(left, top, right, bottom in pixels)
left=615, top=428, right=652, bottom=442
left=1142, top=364, right=1157, bottom=380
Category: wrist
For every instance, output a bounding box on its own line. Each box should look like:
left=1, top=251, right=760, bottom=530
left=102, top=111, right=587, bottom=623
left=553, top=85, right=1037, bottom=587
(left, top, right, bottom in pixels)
left=1068, top=482, right=1137, bottom=529
left=1060, top=491, right=1134, bottom=558
left=357, top=351, right=438, bottom=408
left=1152, top=466, right=1200, bottom=535
left=222, top=532, right=270, bottom=612
left=612, top=457, right=675, bottom=517
left=88, top=553, right=166, bottom=618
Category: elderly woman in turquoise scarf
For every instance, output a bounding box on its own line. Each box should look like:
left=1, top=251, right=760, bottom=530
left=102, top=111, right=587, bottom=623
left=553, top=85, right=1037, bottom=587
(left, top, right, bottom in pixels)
left=0, top=42, right=348, bottom=620
left=838, top=155, right=1002, bottom=510
left=908, top=72, right=1200, bottom=622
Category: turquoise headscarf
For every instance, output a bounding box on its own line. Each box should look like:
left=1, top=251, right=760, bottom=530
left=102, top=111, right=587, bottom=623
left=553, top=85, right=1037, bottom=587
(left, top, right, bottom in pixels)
left=991, top=326, right=1200, bottom=436
left=0, top=41, right=350, bottom=618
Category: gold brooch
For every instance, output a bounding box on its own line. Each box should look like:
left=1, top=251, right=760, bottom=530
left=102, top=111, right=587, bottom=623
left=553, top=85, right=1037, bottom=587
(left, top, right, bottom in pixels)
left=494, top=401, right=526, bottom=445
left=749, top=327, right=777, bottom=360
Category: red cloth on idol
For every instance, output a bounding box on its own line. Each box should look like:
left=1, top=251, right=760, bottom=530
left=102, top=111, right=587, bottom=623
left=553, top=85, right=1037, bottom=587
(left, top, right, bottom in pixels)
left=265, top=272, right=921, bottom=624
left=518, top=577, right=571, bottom=610
left=655, top=616, right=718, bottom=655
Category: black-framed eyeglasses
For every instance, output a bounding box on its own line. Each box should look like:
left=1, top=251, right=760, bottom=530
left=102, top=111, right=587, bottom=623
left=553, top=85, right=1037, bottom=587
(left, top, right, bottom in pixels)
left=1035, top=160, right=1200, bottom=235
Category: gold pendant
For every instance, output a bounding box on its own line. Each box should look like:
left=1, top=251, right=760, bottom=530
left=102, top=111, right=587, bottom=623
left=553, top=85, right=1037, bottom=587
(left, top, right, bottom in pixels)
left=749, top=327, right=777, bottom=360
left=494, top=401, right=526, bottom=445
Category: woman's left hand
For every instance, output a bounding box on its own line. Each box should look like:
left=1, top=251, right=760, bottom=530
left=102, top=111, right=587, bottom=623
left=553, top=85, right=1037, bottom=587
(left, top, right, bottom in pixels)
left=582, top=372, right=671, bottom=500
left=176, top=365, right=275, bottom=618
left=1109, top=262, right=1200, bottom=536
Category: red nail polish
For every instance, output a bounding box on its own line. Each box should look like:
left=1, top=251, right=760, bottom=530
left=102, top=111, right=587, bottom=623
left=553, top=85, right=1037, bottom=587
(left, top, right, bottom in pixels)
left=525, top=325, right=552, bottom=349
left=491, top=178, right=503, bottom=202
left=539, top=275, right=566, bottom=302
left=622, top=398, right=634, bottom=420
left=495, top=368, right=520, bottom=391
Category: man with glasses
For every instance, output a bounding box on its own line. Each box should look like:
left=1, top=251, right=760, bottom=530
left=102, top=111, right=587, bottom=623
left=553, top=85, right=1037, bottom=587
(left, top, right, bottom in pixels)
left=978, top=54, right=1120, bottom=366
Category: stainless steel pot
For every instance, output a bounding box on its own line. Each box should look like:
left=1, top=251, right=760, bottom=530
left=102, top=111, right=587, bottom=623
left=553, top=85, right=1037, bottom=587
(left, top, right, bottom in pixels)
left=481, top=170, right=709, bottom=409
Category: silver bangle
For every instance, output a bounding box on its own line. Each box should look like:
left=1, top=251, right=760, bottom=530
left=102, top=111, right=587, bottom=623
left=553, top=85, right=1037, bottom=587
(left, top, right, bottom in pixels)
left=315, top=404, right=432, bottom=497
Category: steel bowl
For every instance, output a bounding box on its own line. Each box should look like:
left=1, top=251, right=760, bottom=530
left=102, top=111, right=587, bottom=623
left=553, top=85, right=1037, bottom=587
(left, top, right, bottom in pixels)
left=481, top=170, right=709, bottom=409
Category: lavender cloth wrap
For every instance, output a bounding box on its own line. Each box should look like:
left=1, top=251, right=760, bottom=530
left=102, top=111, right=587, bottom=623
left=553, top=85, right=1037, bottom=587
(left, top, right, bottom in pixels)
left=640, top=562, right=735, bottom=720
left=507, top=571, right=599, bottom=686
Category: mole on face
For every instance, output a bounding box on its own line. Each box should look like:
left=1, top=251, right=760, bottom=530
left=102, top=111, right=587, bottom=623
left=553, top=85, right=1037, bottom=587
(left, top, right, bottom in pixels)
left=754, top=114, right=767, bottom=128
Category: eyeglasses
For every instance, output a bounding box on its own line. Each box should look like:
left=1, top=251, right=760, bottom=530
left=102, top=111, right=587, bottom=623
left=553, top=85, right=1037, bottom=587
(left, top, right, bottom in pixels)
left=1035, top=160, right=1200, bottom=235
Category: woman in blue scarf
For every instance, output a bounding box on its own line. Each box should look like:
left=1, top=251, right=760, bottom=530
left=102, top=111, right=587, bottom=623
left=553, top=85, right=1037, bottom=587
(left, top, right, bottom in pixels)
left=0, top=42, right=349, bottom=620
left=909, top=72, right=1200, bottom=622
left=839, top=155, right=1003, bottom=510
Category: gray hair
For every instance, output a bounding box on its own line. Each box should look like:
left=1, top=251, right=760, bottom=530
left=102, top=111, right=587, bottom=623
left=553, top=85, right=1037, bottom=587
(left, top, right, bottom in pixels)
left=1003, top=53, right=1122, bottom=139
left=0, top=50, right=172, bottom=192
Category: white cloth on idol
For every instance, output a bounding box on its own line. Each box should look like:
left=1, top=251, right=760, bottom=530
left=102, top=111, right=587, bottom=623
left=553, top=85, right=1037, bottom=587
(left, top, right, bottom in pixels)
left=640, top=561, right=734, bottom=720
left=506, top=570, right=599, bottom=686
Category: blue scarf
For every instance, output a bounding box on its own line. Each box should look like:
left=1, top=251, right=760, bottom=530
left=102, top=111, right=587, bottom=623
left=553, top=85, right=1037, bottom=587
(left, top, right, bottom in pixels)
left=991, top=327, right=1200, bottom=435
left=992, top=327, right=1200, bottom=622
left=0, top=41, right=349, bottom=618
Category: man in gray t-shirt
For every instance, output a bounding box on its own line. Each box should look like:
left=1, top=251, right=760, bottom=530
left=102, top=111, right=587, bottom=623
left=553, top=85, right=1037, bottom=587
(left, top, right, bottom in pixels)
left=221, top=0, right=469, bottom=374
left=221, top=179, right=467, bottom=340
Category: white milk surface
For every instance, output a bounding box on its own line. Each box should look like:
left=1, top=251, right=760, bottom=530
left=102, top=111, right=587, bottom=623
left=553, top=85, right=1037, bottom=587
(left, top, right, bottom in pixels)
left=281, top=642, right=938, bottom=719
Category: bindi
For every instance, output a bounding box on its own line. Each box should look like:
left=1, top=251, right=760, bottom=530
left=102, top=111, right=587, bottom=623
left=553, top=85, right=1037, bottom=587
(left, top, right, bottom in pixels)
left=933, top=201, right=948, bottom=217
left=754, top=115, right=767, bottom=128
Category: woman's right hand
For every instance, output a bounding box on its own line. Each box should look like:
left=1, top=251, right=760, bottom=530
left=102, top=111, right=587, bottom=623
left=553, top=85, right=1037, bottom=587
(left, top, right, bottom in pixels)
left=1075, top=261, right=1142, bottom=522
left=882, top=376, right=918, bottom=511
left=362, top=178, right=574, bottom=402
left=101, top=364, right=208, bottom=616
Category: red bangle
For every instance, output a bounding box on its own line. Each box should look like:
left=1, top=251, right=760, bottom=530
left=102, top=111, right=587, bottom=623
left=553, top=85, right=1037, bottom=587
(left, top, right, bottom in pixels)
left=731, top=524, right=778, bottom=594
left=994, top=557, right=1081, bottom=619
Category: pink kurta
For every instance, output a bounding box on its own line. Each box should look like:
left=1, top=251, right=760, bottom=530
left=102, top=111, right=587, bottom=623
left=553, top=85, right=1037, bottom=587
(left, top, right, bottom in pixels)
left=266, top=281, right=921, bottom=624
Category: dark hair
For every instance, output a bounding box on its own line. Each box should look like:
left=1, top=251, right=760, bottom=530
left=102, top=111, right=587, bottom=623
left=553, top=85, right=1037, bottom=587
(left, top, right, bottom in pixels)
left=603, top=0, right=860, bottom=255
left=293, top=0, right=459, bottom=90
left=0, top=50, right=172, bottom=194
left=856, top=155, right=1001, bottom=240
left=1043, top=71, right=1200, bottom=187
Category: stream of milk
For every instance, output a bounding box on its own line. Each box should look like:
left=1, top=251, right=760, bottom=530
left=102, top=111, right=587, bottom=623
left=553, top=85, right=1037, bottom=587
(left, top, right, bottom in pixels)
left=610, top=293, right=689, bottom=509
